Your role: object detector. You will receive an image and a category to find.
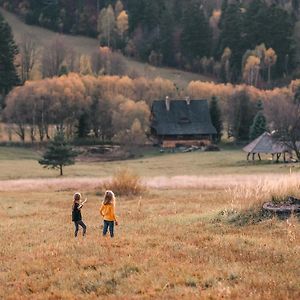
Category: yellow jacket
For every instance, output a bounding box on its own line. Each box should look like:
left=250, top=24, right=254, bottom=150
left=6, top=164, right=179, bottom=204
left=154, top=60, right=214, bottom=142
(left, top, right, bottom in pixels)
left=100, top=203, right=117, bottom=221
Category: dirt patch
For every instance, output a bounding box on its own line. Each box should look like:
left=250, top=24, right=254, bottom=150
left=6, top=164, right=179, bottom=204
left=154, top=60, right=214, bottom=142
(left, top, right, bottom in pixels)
left=76, top=145, right=130, bottom=162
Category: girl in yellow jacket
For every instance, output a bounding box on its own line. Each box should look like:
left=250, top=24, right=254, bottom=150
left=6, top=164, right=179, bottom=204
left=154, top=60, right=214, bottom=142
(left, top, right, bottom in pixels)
left=100, top=190, right=118, bottom=238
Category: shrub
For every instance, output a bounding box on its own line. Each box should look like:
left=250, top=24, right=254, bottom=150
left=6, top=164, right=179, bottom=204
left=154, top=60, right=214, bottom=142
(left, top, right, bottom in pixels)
left=101, top=168, right=146, bottom=196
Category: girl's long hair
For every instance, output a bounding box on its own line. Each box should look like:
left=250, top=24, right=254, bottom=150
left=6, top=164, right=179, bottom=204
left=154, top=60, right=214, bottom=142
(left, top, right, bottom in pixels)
left=73, top=192, right=81, bottom=209
left=103, top=190, right=115, bottom=205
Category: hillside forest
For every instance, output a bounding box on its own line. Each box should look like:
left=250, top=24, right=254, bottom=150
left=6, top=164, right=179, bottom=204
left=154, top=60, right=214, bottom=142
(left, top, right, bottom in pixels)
left=0, top=0, right=299, bottom=83
left=1, top=0, right=300, bottom=149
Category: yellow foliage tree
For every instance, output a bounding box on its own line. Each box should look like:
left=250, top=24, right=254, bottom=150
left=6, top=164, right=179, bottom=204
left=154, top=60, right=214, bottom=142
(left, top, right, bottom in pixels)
left=117, top=10, right=128, bottom=39
left=264, top=48, right=277, bottom=84
left=243, top=56, right=261, bottom=86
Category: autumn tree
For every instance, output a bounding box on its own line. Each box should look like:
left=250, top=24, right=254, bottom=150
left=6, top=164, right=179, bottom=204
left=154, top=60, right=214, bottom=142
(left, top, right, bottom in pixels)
left=265, top=91, right=300, bottom=159
left=243, top=55, right=261, bottom=86
left=39, top=131, right=77, bottom=176
left=17, top=33, right=38, bottom=83
left=79, top=55, right=92, bottom=75
left=41, top=36, right=69, bottom=78
left=264, top=48, right=277, bottom=84
left=220, top=47, right=231, bottom=83
left=91, top=47, right=126, bottom=75
left=97, top=5, right=116, bottom=48
left=116, top=10, right=129, bottom=40
left=115, top=0, right=124, bottom=17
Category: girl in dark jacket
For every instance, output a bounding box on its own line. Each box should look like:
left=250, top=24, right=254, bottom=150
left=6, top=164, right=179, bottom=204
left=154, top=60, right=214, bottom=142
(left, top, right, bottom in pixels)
left=72, top=192, right=87, bottom=237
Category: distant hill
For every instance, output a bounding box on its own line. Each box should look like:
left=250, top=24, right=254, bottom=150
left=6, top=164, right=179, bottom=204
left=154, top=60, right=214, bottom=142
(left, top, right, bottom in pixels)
left=0, top=8, right=216, bottom=88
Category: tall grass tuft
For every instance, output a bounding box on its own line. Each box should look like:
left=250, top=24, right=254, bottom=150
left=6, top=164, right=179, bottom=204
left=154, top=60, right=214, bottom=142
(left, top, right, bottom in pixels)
left=223, top=175, right=300, bottom=225
left=101, top=168, right=146, bottom=196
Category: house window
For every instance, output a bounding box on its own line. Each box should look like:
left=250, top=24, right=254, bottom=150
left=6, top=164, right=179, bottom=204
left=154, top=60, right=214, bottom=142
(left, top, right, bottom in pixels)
left=178, top=117, right=191, bottom=124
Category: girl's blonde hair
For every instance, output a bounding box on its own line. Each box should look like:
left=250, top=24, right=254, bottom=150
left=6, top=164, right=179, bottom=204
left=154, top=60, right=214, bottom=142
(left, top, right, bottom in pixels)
left=103, top=190, right=115, bottom=205
left=74, top=192, right=81, bottom=202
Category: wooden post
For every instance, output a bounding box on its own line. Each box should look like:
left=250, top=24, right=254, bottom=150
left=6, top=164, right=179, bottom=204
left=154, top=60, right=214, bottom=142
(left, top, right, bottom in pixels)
left=258, top=153, right=261, bottom=161
left=283, top=152, right=286, bottom=163
left=276, top=153, right=281, bottom=162
left=247, top=153, right=251, bottom=161
left=252, top=153, right=255, bottom=161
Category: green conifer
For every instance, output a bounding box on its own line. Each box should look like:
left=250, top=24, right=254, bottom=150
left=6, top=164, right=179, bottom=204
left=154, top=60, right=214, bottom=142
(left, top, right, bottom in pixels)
left=0, top=12, right=20, bottom=105
left=39, top=131, right=77, bottom=176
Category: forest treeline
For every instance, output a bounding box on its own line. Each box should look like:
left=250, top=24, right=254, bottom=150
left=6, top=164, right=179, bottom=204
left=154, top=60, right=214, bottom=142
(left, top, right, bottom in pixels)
left=1, top=1, right=300, bottom=150
left=3, top=73, right=300, bottom=152
left=0, top=0, right=298, bottom=84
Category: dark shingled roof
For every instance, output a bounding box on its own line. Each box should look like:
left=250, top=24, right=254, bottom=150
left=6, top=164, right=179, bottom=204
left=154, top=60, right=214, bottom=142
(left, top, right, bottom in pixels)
left=151, top=100, right=217, bottom=136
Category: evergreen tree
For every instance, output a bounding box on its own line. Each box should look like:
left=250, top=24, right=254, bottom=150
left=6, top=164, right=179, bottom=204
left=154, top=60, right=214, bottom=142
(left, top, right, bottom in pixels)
left=243, top=1, right=294, bottom=77
left=181, top=2, right=212, bottom=62
left=0, top=12, right=20, bottom=105
left=218, top=0, right=228, bottom=30
left=243, top=0, right=268, bottom=49
left=217, top=3, right=244, bottom=82
left=209, top=96, right=223, bottom=142
left=76, top=113, right=90, bottom=138
left=229, top=90, right=255, bottom=141
left=158, top=6, right=175, bottom=66
left=249, top=110, right=267, bottom=140
left=39, top=131, right=77, bottom=176
left=292, top=0, right=299, bottom=12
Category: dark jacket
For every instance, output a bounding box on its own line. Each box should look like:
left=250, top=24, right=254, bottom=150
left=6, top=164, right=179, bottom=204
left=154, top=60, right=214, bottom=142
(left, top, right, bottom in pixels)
left=72, top=203, right=82, bottom=222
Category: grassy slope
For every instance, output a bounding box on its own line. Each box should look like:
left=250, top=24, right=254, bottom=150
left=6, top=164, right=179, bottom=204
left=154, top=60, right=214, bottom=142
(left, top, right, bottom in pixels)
left=0, top=8, right=215, bottom=88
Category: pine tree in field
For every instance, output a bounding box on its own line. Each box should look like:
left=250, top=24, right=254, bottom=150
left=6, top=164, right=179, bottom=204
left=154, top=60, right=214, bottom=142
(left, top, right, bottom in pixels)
left=0, top=12, right=20, bottom=104
left=39, top=131, right=78, bottom=176
left=249, top=101, right=267, bottom=140
left=209, top=96, right=223, bottom=142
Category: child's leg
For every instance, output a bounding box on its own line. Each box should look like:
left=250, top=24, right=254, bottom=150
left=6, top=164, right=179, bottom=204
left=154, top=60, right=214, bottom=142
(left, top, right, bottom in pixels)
left=78, top=220, right=87, bottom=236
left=108, top=221, right=114, bottom=238
left=74, top=222, right=79, bottom=237
left=103, top=220, right=109, bottom=236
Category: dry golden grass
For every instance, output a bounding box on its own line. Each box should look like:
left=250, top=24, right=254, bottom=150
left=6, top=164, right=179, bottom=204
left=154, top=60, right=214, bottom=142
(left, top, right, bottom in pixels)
left=0, top=182, right=299, bottom=299
left=0, top=148, right=299, bottom=298
left=101, top=168, right=146, bottom=196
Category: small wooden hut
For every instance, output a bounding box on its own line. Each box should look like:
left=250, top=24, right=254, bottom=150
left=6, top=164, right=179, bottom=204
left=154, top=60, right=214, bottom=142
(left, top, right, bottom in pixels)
left=243, top=132, right=289, bottom=162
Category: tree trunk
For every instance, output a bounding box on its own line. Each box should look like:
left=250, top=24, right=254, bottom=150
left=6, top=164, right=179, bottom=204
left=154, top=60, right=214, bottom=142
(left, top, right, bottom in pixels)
left=60, top=165, right=63, bottom=176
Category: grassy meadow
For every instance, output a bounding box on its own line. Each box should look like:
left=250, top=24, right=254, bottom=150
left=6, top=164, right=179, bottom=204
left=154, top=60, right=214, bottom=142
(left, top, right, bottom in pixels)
left=0, top=146, right=300, bottom=299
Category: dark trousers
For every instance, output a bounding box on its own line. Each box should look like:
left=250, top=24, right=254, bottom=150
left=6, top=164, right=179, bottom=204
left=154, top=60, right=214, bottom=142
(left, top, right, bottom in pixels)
left=103, top=220, right=114, bottom=237
left=74, top=220, right=86, bottom=237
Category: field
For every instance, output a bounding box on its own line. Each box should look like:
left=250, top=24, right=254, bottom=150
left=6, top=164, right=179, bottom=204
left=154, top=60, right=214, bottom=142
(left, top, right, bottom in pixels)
left=0, top=146, right=300, bottom=299
left=0, top=8, right=214, bottom=88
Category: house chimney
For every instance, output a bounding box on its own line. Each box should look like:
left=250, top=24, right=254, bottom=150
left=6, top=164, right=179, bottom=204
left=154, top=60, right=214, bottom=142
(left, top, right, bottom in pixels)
left=165, top=96, right=170, bottom=111
left=185, top=96, right=191, bottom=105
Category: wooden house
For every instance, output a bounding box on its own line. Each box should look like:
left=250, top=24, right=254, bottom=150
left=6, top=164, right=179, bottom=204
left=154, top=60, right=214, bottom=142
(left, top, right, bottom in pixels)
left=150, top=98, right=217, bottom=147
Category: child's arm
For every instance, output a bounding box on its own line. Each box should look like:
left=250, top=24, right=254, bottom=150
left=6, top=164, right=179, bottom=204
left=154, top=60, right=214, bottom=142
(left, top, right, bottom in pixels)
left=78, top=198, right=87, bottom=209
left=99, top=204, right=104, bottom=217
left=112, top=206, right=118, bottom=225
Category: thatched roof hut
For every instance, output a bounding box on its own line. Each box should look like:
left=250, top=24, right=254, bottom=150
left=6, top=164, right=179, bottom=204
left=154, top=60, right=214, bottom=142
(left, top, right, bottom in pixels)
left=243, top=132, right=287, bottom=154
left=243, top=132, right=289, bottom=161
